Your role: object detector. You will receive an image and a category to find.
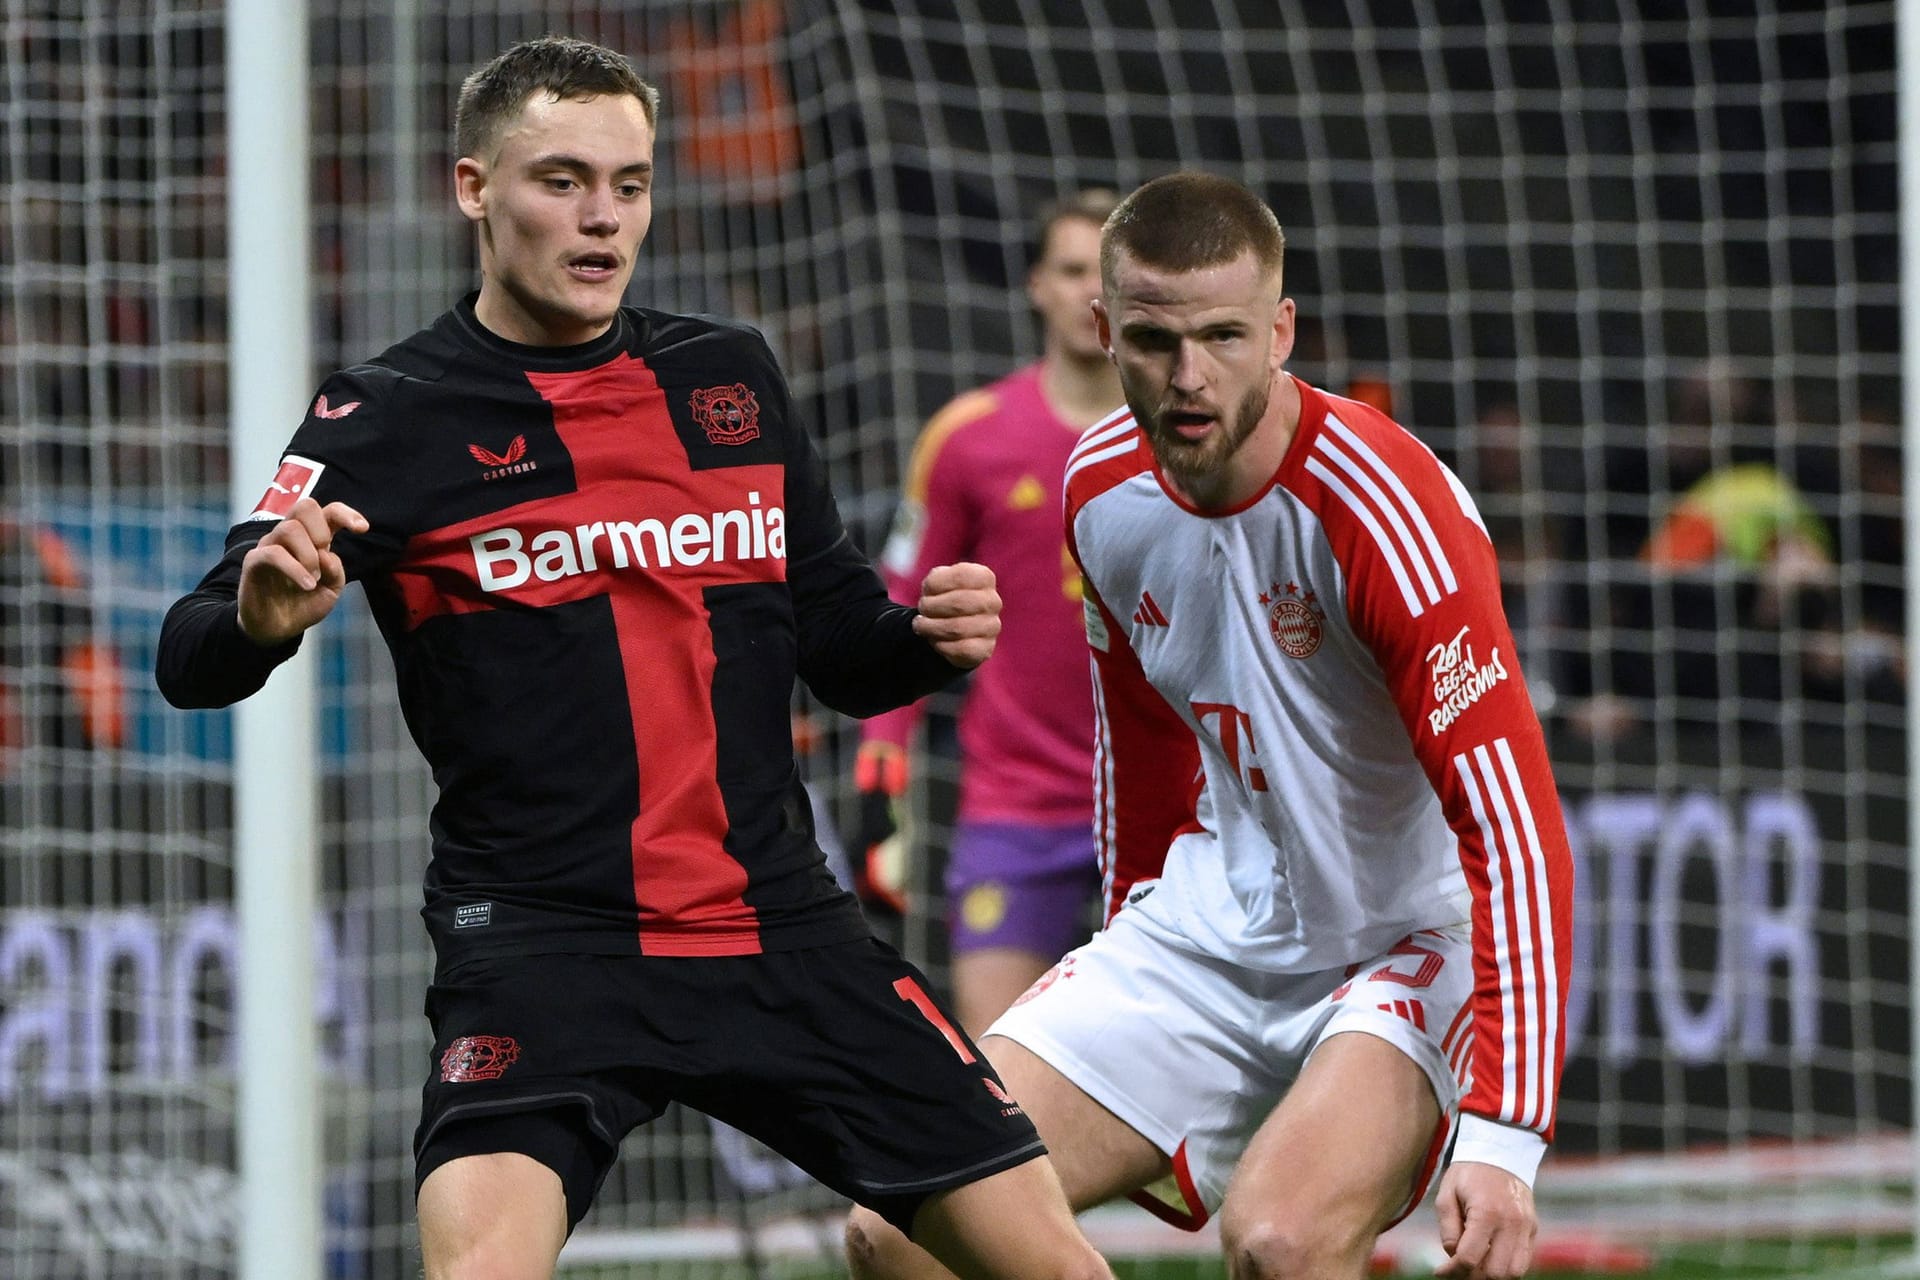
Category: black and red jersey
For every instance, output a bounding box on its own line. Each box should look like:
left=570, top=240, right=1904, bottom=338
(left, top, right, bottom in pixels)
left=158, top=296, right=961, bottom=963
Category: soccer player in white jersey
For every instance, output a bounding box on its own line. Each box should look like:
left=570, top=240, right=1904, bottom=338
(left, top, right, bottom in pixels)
left=846, top=172, right=1573, bottom=1280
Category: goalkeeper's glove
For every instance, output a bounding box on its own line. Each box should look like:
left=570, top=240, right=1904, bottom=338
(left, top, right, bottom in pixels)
left=852, top=743, right=910, bottom=916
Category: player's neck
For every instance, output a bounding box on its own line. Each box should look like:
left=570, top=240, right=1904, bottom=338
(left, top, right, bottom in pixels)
left=473, top=280, right=616, bottom=349
left=1039, top=346, right=1123, bottom=429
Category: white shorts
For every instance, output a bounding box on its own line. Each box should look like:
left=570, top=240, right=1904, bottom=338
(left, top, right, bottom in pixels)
left=986, top=907, right=1475, bottom=1230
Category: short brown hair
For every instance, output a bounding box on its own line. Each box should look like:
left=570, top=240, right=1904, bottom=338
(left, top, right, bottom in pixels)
left=1031, top=187, right=1120, bottom=266
left=455, top=36, right=661, bottom=163
left=1101, top=172, right=1285, bottom=291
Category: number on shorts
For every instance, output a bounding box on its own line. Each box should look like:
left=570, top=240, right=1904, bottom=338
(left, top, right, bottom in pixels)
left=893, top=976, right=976, bottom=1063
left=1330, top=934, right=1446, bottom=1001
left=1368, top=936, right=1446, bottom=989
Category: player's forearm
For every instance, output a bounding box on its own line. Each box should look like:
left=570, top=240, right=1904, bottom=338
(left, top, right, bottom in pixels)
left=801, top=603, right=961, bottom=717
left=792, top=534, right=967, bottom=716
left=155, top=559, right=300, bottom=709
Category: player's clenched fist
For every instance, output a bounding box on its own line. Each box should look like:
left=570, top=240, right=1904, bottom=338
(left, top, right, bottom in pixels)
left=237, top=497, right=370, bottom=646
left=912, top=561, right=1001, bottom=670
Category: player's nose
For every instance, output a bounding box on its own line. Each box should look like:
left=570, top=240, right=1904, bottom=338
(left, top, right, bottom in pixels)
left=579, top=184, right=619, bottom=234
left=1171, top=339, right=1207, bottom=391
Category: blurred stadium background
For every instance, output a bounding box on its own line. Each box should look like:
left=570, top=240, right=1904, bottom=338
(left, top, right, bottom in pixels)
left=0, top=1, right=1908, bottom=1276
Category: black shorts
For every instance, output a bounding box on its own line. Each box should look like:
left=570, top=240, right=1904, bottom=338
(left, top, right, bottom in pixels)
left=413, top=938, right=1044, bottom=1233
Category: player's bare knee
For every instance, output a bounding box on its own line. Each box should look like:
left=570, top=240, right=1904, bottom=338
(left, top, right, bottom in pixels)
left=1015, top=1237, right=1114, bottom=1280
left=1220, top=1214, right=1370, bottom=1280
left=844, top=1205, right=905, bottom=1278
left=1221, top=1223, right=1326, bottom=1280
left=1057, top=1238, right=1116, bottom=1280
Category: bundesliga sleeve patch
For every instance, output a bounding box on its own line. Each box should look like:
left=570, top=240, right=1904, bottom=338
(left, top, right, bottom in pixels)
left=247, top=454, right=327, bottom=521
left=1083, top=593, right=1110, bottom=652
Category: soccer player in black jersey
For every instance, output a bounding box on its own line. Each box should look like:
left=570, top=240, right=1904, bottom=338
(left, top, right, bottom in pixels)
left=156, top=36, right=1109, bottom=1280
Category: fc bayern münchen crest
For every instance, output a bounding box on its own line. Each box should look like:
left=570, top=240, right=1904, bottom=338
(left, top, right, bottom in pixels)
left=689, top=383, right=762, bottom=445
left=1260, top=579, right=1325, bottom=658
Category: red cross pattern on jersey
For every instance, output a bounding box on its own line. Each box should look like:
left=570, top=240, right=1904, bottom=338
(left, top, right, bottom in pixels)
left=390, top=353, right=786, bottom=954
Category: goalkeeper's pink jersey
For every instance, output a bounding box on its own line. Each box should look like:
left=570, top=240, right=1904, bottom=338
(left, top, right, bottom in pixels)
left=864, top=362, right=1099, bottom=824
left=1066, top=377, right=1574, bottom=1155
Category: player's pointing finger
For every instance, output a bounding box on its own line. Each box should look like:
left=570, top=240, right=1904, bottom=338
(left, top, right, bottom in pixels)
left=322, top=500, right=371, bottom=536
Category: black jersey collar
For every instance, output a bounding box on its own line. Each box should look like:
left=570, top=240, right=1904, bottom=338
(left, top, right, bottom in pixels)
left=449, top=292, right=640, bottom=371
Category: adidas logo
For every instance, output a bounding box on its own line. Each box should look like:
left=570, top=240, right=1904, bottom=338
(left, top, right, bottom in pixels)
left=1132, top=591, right=1169, bottom=627
left=1376, top=999, right=1427, bottom=1031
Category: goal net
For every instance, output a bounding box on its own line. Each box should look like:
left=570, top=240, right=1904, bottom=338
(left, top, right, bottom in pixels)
left=0, top=1, right=1903, bottom=1276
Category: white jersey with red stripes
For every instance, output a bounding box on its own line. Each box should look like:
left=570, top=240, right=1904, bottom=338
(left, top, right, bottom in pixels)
left=1063, top=376, right=1574, bottom=1157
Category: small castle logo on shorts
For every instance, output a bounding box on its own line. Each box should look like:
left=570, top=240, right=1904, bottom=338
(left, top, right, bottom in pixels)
left=960, top=883, right=1008, bottom=935
left=440, top=1034, right=521, bottom=1082
left=1259, top=580, right=1325, bottom=659
left=983, top=1076, right=1024, bottom=1118
left=690, top=383, right=762, bottom=446
left=454, top=902, right=492, bottom=929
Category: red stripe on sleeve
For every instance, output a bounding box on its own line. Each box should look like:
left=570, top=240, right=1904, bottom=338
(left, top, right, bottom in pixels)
left=1289, top=388, right=1574, bottom=1141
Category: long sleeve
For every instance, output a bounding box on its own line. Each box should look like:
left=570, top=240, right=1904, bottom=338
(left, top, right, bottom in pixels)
left=1317, top=415, right=1575, bottom=1179
left=778, top=370, right=962, bottom=718
left=155, top=531, right=301, bottom=709
left=861, top=394, right=988, bottom=749
left=155, top=366, right=399, bottom=711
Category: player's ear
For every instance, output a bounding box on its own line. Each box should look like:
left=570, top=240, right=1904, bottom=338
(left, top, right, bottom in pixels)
left=1271, top=297, right=1296, bottom=369
left=1093, top=298, right=1113, bottom=357
left=454, top=156, right=489, bottom=224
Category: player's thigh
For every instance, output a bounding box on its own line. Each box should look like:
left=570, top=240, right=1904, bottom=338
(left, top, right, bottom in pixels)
left=979, top=1032, right=1168, bottom=1209
left=417, top=1150, right=568, bottom=1280
left=1220, top=1029, right=1441, bottom=1246
left=952, top=947, right=1055, bottom=1037
left=907, top=1153, right=1110, bottom=1280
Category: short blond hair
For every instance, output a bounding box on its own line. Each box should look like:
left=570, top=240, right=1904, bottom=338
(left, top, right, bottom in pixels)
left=1101, top=172, right=1285, bottom=291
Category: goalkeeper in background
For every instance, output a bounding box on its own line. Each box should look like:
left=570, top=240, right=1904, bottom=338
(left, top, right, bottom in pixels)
left=854, top=188, right=1124, bottom=1036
